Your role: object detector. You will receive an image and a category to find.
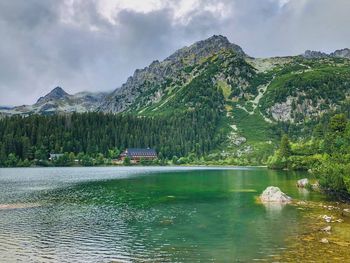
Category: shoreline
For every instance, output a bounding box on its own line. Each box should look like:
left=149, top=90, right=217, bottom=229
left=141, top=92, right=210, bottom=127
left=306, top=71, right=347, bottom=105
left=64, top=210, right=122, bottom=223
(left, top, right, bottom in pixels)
left=274, top=199, right=350, bottom=261
left=0, top=164, right=269, bottom=169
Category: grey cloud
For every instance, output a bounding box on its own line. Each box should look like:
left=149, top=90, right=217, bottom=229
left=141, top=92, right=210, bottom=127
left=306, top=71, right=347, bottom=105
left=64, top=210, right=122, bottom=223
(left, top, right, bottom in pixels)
left=0, top=0, right=349, bottom=105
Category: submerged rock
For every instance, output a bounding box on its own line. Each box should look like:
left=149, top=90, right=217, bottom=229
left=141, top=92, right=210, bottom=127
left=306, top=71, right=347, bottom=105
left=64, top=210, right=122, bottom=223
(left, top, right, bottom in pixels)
left=320, top=238, right=329, bottom=244
left=0, top=203, right=40, bottom=210
left=297, top=178, right=309, bottom=188
left=260, top=186, right=292, bottom=203
left=322, top=215, right=332, bottom=223
left=321, top=226, right=332, bottom=232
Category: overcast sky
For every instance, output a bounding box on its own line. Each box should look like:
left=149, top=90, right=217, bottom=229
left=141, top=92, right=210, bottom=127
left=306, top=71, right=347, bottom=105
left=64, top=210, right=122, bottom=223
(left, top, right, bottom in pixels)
left=1, top=0, right=349, bottom=105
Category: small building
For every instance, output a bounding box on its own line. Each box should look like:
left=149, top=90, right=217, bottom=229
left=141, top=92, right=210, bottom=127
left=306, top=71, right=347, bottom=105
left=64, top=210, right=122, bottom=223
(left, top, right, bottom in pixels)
left=49, top=153, right=64, bottom=161
left=120, top=148, right=157, bottom=163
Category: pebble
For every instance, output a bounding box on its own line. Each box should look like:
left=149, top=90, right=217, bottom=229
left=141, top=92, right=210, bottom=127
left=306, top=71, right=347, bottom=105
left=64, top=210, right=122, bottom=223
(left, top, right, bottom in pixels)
left=322, top=215, right=332, bottom=223
left=320, top=238, right=329, bottom=244
left=321, top=226, right=331, bottom=232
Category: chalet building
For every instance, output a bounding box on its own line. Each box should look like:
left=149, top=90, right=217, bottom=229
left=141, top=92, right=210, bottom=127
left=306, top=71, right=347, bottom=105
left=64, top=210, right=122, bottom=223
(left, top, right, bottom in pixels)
left=120, top=148, right=157, bottom=163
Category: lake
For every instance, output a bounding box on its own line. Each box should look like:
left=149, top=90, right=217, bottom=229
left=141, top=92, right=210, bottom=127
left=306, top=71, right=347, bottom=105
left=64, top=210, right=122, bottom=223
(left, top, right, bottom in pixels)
left=0, top=167, right=327, bottom=262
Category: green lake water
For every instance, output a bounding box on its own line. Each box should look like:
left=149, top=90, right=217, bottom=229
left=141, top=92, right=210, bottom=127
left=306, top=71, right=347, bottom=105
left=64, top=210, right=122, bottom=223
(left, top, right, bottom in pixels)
left=0, top=167, right=328, bottom=262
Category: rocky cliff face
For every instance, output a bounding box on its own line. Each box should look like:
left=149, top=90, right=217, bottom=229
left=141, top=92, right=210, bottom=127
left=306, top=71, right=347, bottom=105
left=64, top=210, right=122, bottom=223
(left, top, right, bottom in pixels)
left=98, top=35, right=247, bottom=113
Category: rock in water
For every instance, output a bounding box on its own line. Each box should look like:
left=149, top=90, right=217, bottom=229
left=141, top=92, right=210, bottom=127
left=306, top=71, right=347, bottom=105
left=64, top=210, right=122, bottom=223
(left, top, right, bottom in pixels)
left=260, top=186, right=292, bottom=203
left=321, top=226, right=332, bottom=232
left=320, top=238, right=329, bottom=244
left=322, top=215, right=332, bottom=223
left=297, top=178, right=309, bottom=188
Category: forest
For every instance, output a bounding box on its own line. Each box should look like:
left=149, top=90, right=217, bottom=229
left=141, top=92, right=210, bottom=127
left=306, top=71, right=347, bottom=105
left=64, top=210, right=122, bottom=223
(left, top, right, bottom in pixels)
left=268, top=113, right=350, bottom=197
left=0, top=108, right=225, bottom=167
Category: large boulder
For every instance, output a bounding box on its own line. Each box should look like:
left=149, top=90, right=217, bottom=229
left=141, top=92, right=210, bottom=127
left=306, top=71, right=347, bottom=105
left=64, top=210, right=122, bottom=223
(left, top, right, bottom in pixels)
left=297, top=178, right=309, bottom=188
left=260, top=186, right=292, bottom=203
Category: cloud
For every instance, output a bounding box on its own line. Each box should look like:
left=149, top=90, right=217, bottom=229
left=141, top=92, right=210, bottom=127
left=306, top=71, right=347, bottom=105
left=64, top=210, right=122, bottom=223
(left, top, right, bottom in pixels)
left=0, top=0, right=349, bottom=105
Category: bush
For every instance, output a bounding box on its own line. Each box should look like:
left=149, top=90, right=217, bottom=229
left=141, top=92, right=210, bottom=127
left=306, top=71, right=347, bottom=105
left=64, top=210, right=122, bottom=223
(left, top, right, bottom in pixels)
left=267, top=151, right=288, bottom=169
left=288, top=154, right=325, bottom=171
left=123, top=156, right=131, bottom=166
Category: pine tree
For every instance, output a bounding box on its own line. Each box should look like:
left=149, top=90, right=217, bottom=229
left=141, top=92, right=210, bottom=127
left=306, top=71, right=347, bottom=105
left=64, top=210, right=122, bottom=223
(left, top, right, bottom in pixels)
left=279, top=134, right=291, bottom=158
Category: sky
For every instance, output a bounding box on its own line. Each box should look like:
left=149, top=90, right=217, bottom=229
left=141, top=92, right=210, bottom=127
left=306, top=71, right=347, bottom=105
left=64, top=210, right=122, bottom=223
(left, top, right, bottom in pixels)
left=0, top=0, right=349, bottom=105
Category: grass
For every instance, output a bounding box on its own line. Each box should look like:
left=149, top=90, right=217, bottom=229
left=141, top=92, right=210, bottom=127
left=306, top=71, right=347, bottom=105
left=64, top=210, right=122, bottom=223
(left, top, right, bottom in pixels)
left=231, top=107, right=274, bottom=143
left=217, top=80, right=231, bottom=99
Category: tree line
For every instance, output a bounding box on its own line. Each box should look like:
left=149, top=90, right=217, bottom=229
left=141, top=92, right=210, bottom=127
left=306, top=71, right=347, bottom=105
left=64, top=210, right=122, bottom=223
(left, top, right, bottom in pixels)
left=268, top=113, right=350, bottom=198
left=0, top=108, right=225, bottom=167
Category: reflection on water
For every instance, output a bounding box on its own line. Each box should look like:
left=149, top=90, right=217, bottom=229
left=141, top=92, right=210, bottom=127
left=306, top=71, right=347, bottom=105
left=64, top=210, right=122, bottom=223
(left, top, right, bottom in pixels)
left=262, top=201, right=286, bottom=215
left=0, top=167, right=327, bottom=262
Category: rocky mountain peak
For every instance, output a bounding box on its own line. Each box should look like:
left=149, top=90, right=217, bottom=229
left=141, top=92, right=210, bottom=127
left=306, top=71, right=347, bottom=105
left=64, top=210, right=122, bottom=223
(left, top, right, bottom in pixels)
left=303, top=48, right=350, bottom=59
left=302, top=50, right=328, bottom=59
left=166, top=35, right=245, bottom=64
left=331, top=48, right=350, bottom=58
left=99, top=35, right=247, bottom=113
left=36, top=87, right=69, bottom=104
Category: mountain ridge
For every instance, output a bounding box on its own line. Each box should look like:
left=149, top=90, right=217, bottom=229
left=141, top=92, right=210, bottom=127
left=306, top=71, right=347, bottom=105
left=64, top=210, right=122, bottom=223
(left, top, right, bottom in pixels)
left=302, top=48, right=350, bottom=59
left=98, top=35, right=247, bottom=113
left=0, top=87, right=107, bottom=116
left=1, top=35, right=350, bottom=123
left=1, top=35, right=350, bottom=164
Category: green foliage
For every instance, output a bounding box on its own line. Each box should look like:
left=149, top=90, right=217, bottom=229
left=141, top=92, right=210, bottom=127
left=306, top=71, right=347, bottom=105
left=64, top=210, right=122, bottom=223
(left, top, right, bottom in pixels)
left=5, top=153, right=19, bottom=167
left=287, top=154, right=324, bottom=171
left=279, top=134, right=291, bottom=158
left=108, top=148, right=120, bottom=159
left=0, top=108, right=226, bottom=167
left=123, top=156, right=131, bottom=166
left=329, top=113, right=347, bottom=134
left=267, top=151, right=287, bottom=170
left=260, top=59, right=350, bottom=122
left=269, top=113, right=350, bottom=197
left=313, top=157, right=350, bottom=194
left=81, top=154, right=93, bottom=166
left=95, top=153, right=105, bottom=166
left=54, top=153, right=71, bottom=166
left=171, top=156, right=178, bottom=165
left=231, top=107, right=274, bottom=143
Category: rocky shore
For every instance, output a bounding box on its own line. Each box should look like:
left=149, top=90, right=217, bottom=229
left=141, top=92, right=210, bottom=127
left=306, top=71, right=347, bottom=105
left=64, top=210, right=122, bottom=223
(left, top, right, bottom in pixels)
left=260, top=183, right=350, bottom=262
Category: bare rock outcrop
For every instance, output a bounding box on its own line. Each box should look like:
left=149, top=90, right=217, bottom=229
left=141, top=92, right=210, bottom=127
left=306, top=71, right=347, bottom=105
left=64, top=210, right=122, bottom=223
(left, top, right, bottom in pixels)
left=260, top=186, right=292, bottom=203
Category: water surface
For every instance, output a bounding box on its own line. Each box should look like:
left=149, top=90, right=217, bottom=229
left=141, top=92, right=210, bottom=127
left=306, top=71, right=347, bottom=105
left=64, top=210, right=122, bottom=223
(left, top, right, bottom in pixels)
left=0, top=167, right=326, bottom=262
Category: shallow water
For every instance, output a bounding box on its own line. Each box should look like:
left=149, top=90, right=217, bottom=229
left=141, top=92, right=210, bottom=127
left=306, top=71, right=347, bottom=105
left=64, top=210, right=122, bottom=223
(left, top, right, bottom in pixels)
left=0, top=167, right=327, bottom=262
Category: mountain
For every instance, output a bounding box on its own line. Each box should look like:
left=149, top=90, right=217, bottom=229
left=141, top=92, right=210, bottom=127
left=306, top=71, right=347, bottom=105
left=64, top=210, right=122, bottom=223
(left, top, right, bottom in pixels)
left=36, top=86, right=69, bottom=104
left=98, top=35, right=247, bottom=113
left=1, top=35, right=350, bottom=162
left=303, top=48, right=350, bottom=59
left=331, top=48, right=350, bottom=59
left=0, top=87, right=107, bottom=116
left=302, top=50, right=329, bottom=59
left=3, top=36, right=349, bottom=119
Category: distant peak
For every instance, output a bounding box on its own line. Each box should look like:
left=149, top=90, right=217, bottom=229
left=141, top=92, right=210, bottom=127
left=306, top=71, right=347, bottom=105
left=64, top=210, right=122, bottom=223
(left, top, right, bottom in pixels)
left=36, top=86, right=69, bottom=104
left=302, top=50, right=328, bottom=59
left=303, top=48, right=350, bottom=59
left=331, top=48, right=350, bottom=58
left=50, top=86, right=68, bottom=95
left=198, top=35, right=243, bottom=52
left=205, top=34, right=230, bottom=43
left=165, top=34, right=246, bottom=64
